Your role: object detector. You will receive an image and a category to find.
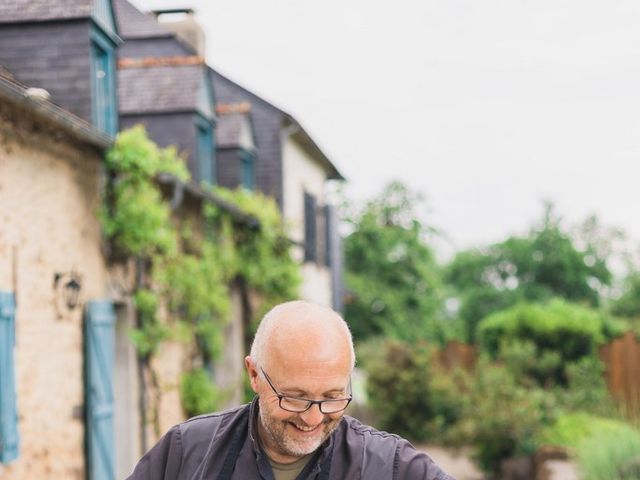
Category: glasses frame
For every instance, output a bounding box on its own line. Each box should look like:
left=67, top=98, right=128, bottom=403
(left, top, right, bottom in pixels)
left=260, top=368, right=353, bottom=414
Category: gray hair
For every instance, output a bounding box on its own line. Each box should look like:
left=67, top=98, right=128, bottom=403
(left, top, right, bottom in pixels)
left=250, top=301, right=356, bottom=371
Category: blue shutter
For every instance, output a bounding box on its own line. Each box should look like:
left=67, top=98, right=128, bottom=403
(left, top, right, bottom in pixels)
left=0, top=291, right=19, bottom=463
left=240, top=150, right=255, bottom=191
left=304, top=192, right=317, bottom=262
left=85, top=301, right=115, bottom=480
left=197, top=120, right=214, bottom=185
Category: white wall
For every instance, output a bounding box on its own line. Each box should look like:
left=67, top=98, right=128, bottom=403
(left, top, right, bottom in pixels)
left=281, top=136, right=332, bottom=307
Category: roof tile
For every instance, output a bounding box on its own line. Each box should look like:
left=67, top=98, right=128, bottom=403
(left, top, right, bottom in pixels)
left=0, top=0, right=92, bottom=23
left=118, top=64, right=202, bottom=114
left=113, top=0, right=172, bottom=39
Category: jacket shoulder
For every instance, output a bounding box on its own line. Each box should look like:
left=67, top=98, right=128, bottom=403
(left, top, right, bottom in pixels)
left=178, top=403, right=248, bottom=448
left=340, top=416, right=454, bottom=480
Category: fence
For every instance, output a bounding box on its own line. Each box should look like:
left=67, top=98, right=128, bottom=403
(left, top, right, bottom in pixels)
left=599, top=330, right=640, bottom=417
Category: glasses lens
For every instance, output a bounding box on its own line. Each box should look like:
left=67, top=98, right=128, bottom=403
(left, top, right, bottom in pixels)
left=320, top=399, right=350, bottom=414
left=280, top=397, right=312, bottom=412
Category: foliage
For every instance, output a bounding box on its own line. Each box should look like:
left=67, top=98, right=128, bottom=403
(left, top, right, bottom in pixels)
left=556, top=357, right=617, bottom=416
left=128, top=288, right=170, bottom=358
left=451, top=360, right=557, bottom=474
left=101, top=125, right=188, bottom=257
left=365, top=339, right=467, bottom=442
left=478, top=299, right=625, bottom=386
left=445, top=205, right=613, bottom=340
left=612, top=272, right=640, bottom=320
left=343, top=181, right=445, bottom=343
left=577, top=421, right=640, bottom=480
left=208, top=187, right=300, bottom=309
left=101, top=126, right=301, bottom=418
left=540, top=413, right=640, bottom=480
left=180, top=368, right=222, bottom=418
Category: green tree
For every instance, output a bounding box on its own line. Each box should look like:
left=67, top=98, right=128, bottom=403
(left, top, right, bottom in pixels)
left=611, top=272, right=640, bottom=320
left=445, top=205, right=612, bottom=340
left=343, top=182, right=444, bottom=342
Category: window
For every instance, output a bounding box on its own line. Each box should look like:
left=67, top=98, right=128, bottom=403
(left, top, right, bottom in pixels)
left=0, top=291, right=19, bottom=463
left=304, top=192, right=317, bottom=263
left=90, top=30, right=117, bottom=137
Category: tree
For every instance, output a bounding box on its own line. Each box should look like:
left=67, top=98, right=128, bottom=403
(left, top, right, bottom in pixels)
left=445, top=205, right=612, bottom=341
left=611, top=272, right=640, bottom=320
left=343, top=182, right=445, bottom=342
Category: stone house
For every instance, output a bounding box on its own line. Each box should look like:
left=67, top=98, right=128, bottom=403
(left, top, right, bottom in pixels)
left=0, top=1, right=244, bottom=478
left=0, top=1, right=345, bottom=478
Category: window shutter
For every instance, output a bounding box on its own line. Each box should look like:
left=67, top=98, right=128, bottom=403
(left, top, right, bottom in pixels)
left=304, top=192, right=317, bottom=262
left=0, top=291, right=19, bottom=463
left=85, top=301, right=116, bottom=480
left=324, top=205, right=333, bottom=267
left=197, top=120, right=214, bottom=185
left=90, top=33, right=117, bottom=137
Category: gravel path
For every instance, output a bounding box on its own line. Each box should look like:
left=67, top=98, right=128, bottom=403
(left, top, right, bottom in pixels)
left=419, top=445, right=485, bottom=480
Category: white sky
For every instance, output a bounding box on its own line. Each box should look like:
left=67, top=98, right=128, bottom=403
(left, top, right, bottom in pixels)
left=137, top=0, right=640, bottom=254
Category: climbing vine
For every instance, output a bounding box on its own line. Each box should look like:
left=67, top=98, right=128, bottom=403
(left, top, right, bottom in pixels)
left=101, top=126, right=300, bottom=428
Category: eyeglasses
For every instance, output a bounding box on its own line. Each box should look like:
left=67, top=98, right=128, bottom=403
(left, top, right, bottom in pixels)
left=260, top=368, right=352, bottom=414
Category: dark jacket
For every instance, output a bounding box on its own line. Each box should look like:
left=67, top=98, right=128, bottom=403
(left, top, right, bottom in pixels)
left=126, top=398, right=454, bottom=480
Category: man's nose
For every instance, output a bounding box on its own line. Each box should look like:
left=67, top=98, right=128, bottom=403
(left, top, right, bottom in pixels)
left=299, top=402, right=325, bottom=426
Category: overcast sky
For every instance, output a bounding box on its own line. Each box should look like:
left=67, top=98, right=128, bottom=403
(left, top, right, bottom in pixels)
left=137, top=0, right=640, bottom=255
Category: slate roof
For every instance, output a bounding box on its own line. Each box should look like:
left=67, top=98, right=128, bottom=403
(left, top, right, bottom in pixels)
left=0, top=66, right=111, bottom=148
left=113, top=0, right=172, bottom=39
left=118, top=63, right=203, bottom=115
left=0, top=0, right=92, bottom=23
left=211, top=69, right=344, bottom=181
left=215, top=102, right=252, bottom=149
left=216, top=112, right=248, bottom=149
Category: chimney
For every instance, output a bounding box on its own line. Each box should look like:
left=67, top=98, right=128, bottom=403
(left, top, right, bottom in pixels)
left=153, top=8, right=206, bottom=57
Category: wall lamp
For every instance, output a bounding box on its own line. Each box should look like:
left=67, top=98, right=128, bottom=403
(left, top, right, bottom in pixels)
left=53, top=270, right=83, bottom=311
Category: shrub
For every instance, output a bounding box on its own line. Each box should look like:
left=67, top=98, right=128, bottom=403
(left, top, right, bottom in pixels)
left=541, top=413, right=640, bottom=480
left=478, top=299, right=625, bottom=386
left=365, top=339, right=468, bottom=442
left=577, top=421, right=640, bottom=480
left=452, top=360, right=557, bottom=474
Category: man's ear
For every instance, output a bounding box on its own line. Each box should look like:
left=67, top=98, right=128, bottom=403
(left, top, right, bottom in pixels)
left=244, top=356, right=260, bottom=393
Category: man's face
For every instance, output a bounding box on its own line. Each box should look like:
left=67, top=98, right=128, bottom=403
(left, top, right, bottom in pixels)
left=256, top=369, right=349, bottom=460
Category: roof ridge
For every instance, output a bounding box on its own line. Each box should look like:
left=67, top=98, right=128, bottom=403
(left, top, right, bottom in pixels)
left=118, top=56, right=204, bottom=69
left=216, top=102, right=252, bottom=115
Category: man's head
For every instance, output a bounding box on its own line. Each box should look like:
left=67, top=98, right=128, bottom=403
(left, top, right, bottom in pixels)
left=245, top=301, right=355, bottom=464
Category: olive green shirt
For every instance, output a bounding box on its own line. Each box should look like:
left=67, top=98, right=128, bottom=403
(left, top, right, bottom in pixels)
left=268, top=453, right=313, bottom=480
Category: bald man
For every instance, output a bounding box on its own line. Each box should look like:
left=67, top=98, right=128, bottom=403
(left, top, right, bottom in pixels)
left=126, top=301, right=453, bottom=480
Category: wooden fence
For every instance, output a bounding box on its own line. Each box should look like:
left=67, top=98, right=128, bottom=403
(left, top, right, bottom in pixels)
left=599, top=331, right=640, bottom=417
left=437, top=332, right=640, bottom=417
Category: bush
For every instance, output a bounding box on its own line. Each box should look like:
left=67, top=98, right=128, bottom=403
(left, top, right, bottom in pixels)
left=451, top=360, right=557, bottom=474
left=478, top=299, right=625, bottom=386
left=556, top=357, right=617, bottom=416
left=541, top=413, right=640, bottom=480
left=365, top=340, right=467, bottom=442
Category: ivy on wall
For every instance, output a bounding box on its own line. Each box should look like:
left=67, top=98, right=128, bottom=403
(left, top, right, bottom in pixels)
left=101, top=126, right=300, bottom=427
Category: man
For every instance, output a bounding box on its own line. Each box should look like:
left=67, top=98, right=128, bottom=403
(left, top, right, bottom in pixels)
left=127, top=301, right=453, bottom=479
